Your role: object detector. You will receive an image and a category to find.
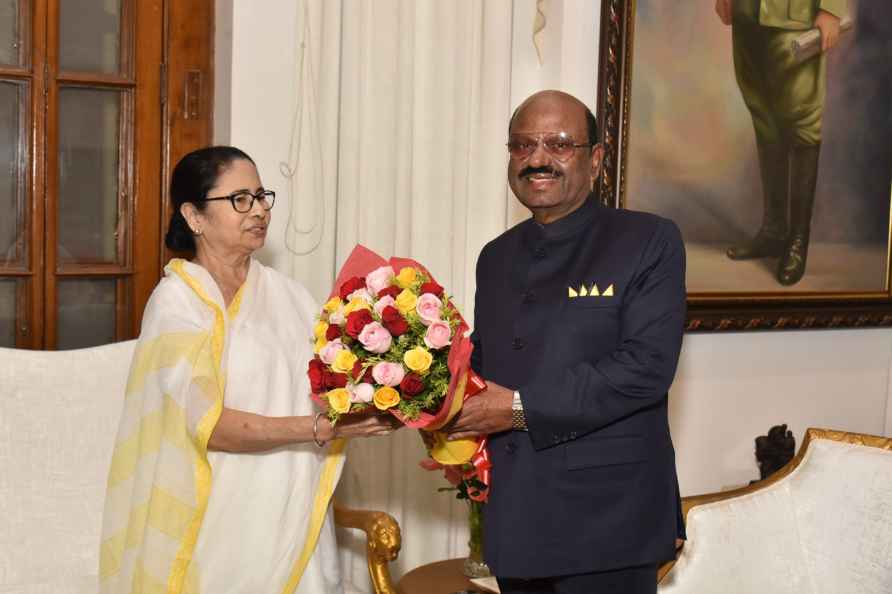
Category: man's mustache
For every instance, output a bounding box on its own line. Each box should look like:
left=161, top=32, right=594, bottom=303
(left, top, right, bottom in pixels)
left=519, top=166, right=561, bottom=178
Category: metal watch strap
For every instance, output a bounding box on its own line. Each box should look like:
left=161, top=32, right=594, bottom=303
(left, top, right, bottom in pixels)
left=511, top=390, right=528, bottom=431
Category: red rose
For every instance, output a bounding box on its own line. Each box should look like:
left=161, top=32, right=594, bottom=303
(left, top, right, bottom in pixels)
left=420, top=280, right=444, bottom=297
left=345, top=309, right=374, bottom=338
left=338, top=276, right=367, bottom=300
left=324, top=370, right=348, bottom=389
left=399, top=373, right=425, bottom=397
left=351, top=360, right=373, bottom=383
left=377, top=285, right=402, bottom=300
left=325, top=324, right=342, bottom=341
left=380, top=306, right=409, bottom=336
left=308, top=358, right=325, bottom=393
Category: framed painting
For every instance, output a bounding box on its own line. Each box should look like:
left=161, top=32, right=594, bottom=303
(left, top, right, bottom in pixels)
left=596, top=0, right=892, bottom=330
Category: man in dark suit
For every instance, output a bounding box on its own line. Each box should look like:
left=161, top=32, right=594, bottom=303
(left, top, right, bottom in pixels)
left=446, top=90, right=686, bottom=594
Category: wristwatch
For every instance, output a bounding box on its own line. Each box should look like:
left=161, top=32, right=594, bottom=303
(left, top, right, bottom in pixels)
left=511, top=390, right=528, bottom=431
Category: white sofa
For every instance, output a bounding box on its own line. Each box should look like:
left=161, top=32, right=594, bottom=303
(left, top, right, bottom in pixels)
left=1, top=341, right=134, bottom=594
left=659, top=428, right=892, bottom=594
left=0, top=342, right=400, bottom=594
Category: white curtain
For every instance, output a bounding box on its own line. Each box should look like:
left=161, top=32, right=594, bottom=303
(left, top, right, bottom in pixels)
left=220, top=0, right=600, bottom=589
left=282, top=0, right=515, bottom=589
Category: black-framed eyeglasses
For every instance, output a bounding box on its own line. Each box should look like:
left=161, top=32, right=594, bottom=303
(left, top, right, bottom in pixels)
left=506, top=133, right=593, bottom=162
left=199, top=189, right=276, bottom=213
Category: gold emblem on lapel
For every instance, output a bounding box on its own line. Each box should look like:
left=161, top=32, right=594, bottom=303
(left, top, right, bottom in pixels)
left=568, top=283, right=614, bottom=299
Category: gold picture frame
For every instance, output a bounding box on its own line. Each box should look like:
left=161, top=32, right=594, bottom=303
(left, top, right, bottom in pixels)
left=596, top=0, right=892, bottom=331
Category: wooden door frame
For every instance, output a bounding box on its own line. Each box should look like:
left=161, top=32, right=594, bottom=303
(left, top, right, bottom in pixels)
left=133, top=0, right=215, bottom=335
left=159, top=0, right=215, bottom=283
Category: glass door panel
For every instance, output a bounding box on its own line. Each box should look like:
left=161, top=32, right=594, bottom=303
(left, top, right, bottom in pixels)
left=59, top=0, right=122, bottom=74
left=0, top=79, right=27, bottom=267
left=56, top=277, right=117, bottom=348
left=0, top=0, right=21, bottom=66
left=0, top=278, right=15, bottom=346
left=57, top=86, right=122, bottom=264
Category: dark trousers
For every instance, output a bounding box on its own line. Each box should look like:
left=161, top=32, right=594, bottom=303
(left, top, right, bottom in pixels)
left=496, top=564, right=657, bottom=594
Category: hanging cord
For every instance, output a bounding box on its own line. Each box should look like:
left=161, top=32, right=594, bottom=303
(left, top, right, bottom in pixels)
left=280, top=0, right=326, bottom=255
left=532, top=0, right=547, bottom=66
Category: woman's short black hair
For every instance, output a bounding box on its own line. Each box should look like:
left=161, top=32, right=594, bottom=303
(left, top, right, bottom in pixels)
left=164, top=146, right=256, bottom=253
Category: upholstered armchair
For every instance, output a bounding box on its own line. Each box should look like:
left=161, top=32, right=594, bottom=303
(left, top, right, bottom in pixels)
left=658, top=428, right=892, bottom=593
left=0, top=341, right=401, bottom=594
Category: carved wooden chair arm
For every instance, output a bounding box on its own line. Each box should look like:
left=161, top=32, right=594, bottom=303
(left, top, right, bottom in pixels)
left=333, top=502, right=402, bottom=594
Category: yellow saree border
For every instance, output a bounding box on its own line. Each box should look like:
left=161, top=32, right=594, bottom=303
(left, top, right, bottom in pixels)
left=279, top=439, right=347, bottom=594
left=164, top=259, right=240, bottom=594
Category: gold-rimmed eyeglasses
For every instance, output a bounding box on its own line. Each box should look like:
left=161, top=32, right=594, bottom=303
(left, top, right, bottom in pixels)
left=506, top=133, right=593, bottom=162
left=199, top=189, right=276, bottom=213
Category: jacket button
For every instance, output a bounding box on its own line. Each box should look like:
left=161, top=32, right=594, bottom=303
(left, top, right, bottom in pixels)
left=511, top=338, right=525, bottom=350
left=534, top=247, right=546, bottom=259
left=521, top=291, right=535, bottom=304
left=505, top=443, right=517, bottom=454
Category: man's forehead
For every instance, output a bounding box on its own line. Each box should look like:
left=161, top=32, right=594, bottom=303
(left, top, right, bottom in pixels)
left=511, top=95, right=587, bottom=133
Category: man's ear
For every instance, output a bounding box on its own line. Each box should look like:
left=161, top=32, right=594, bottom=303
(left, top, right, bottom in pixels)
left=590, top=144, right=605, bottom=189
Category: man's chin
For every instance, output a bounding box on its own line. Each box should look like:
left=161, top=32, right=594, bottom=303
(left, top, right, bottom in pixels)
left=517, top=194, right=563, bottom=212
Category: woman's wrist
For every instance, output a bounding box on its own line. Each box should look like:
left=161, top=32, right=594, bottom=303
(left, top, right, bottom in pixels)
left=322, top=416, right=338, bottom=441
left=312, top=412, right=336, bottom=446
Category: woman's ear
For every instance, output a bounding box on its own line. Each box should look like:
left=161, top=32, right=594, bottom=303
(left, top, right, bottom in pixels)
left=180, top=202, right=203, bottom=235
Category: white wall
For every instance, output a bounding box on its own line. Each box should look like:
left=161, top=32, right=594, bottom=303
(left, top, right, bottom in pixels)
left=214, top=0, right=892, bottom=498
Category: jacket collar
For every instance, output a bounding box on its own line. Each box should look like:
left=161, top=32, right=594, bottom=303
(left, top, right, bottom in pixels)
left=523, top=193, right=601, bottom=245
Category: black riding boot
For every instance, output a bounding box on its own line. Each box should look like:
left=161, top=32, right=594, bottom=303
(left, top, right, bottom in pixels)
left=778, top=144, right=820, bottom=285
left=727, top=142, right=789, bottom=260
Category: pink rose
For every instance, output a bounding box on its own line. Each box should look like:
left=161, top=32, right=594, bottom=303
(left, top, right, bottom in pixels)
left=328, top=308, right=346, bottom=325
left=347, top=287, right=374, bottom=303
left=423, top=320, right=453, bottom=349
left=357, top=322, right=393, bottom=354
left=349, top=383, right=374, bottom=404
left=373, top=294, right=397, bottom=317
left=372, top=362, right=406, bottom=387
left=415, top=293, right=443, bottom=326
left=366, top=265, right=395, bottom=296
left=319, top=338, right=348, bottom=365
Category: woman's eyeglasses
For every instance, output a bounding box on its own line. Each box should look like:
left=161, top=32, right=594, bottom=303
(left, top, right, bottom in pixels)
left=199, top=189, right=276, bottom=213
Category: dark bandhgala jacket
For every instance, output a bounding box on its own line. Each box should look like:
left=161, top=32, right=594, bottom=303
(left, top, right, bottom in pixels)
left=471, top=196, right=686, bottom=579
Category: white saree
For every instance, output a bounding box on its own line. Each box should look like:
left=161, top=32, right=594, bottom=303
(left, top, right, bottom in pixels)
left=99, top=258, right=345, bottom=594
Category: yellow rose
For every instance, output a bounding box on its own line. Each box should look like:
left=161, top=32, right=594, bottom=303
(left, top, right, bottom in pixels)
left=327, top=388, right=352, bottom=414
left=404, top=346, right=433, bottom=374
left=314, top=336, right=327, bottom=354
left=395, top=289, right=418, bottom=316
left=373, top=386, right=400, bottom=410
left=332, top=350, right=358, bottom=374
left=395, top=267, right=418, bottom=288
left=343, top=298, right=372, bottom=316
left=323, top=297, right=343, bottom=313
left=314, top=320, right=329, bottom=340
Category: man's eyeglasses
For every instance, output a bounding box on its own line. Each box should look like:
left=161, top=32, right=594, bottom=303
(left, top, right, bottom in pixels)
left=506, top=133, right=593, bottom=162
left=199, top=189, right=276, bottom=213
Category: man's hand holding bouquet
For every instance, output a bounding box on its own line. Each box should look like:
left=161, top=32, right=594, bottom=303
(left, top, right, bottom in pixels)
left=308, top=245, right=490, bottom=501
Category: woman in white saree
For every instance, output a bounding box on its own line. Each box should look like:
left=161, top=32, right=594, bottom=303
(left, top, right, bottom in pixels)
left=99, top=146, right=397, bottom=594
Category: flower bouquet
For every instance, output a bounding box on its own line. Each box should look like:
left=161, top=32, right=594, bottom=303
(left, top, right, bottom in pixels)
left=308, top=245, right=490, bottom=500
